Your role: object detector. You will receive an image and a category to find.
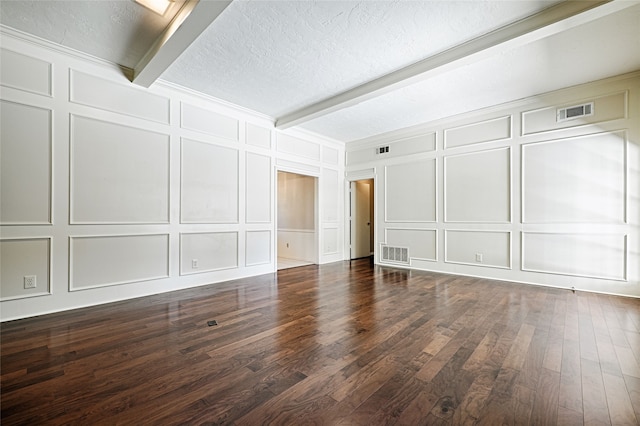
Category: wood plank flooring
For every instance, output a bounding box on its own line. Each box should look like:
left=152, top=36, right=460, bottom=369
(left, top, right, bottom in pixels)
left=2, top=259, right=639, bottom=425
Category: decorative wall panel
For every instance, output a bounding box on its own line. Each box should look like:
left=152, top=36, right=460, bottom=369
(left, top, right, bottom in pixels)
left=70, top=70, right=170, bottom=124
left=522, top=91, right=627, bottom=135
left=246, top=123, right=271, bottom=149
left=445, top=147, right=511, bottom=223
left=180, top=232, right=238, bottom=274
left=0, top=101, right=51, bottom=224
left=246, top=230, right=271, bottom=266
left=522, top=233, right=626, bottom=281
left=444, top=115, right=511, bottom=149
left=71, top=115, right=170, bottom=224
left=445, top=230, right=511, bottom=269
left=322, top=168, right=339, bottom=222
left=70, top=234, right=169, bottom=290
left=276, top=134, right=321, bottom=160
left=385, top=159, right=436, bottom=222
left=323, top=146, right=339, bottom=165
left=386, top=228, right=436, bottom=261
left=0, top=238, right=51, bottom=300
left=181, top=102, right=239, bottom=141
left=522, top=131, right=626, bottom=223
left=181, top=138, right=239, bottom=223
left=323, top=227, right=339, bottom=255
left=0, top=49, right=51, bottom=96
left=246, top=152, right=271, bottom=223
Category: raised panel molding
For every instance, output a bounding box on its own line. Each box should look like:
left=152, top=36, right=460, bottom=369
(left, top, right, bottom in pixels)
left=444, top=147, right=511, bottom=223
left=385, top=228, right=437, bottom=262
left=522, top=232, right=627, bottom=281
left=180, top=232, right=239, bottom=275
left=0, top=49, right=52, bottom=97
left=522, top=91, right=627, bottom=135
left=323, top=227, right=339, bottom=255
left=181, top=102, right=239, bottom=141
left=70, top=70, right=170, bottom=124
left=445, top=230, right=512, bottom=269
left=322, top=168, right=339, bottom=222
left=245, top=152, right=271, bottom=224
left=70, top=115, right=170, bottom=224
left=181, top=138, right=239, bottom=224
left=246, top=230, right=271, bottom=266
left=385, top=159, right=436, bottom=223
left=444, top=115, right=511, bottom=149
left=0, top=100, right=52, bottom=225
left=276, top=133, right=321, bottom=161
left=323, top=146, right=340, bottom=166
left=0, top=237, right=52, bottom=300
left=522, top=131, right=626, bottom=224
left=70, top=234, right=170, bottom=291
left=246, top=123, right=271, bottom=149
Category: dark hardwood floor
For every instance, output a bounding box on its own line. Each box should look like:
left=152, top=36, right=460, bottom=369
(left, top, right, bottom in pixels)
left=2, top=259, right=639, bottom=425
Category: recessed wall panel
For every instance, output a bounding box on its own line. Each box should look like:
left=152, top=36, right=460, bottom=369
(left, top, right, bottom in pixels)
left=445, top=230, right=511, bottom=269
left=386, top=228, right=436, bottom=261
left=181, top=103, right=239, bottom=141
left=0, top=238, right=51, bottom=300
left=70, top=234, right=169, bottom=290
left=71, top=116, right=170, bottom=224
left=323, top=146, right=339, bottom=165
left=322, top=168, right=339, bottom=222
left=1, top=101, right=51, bottom=224
left=522, top=92, right=627, bottom=135
left=246, top=230, right=271, bottom=266
left=445, top=116, right=511, bottom=149
left=522, top=131, right=626, bottom=223
left=181, top=232, right=238, bottom=274
left=246, top=123, right=271, bottom=149
left=445, top=147, right=510, bottom=223
left=385, top=159, right=436, bottom=222
left=323, top=227, right=339, bottom=255
left=181, top=138, right=239, bottom=223
left=522, top=233, right=626, bottom=281
left=276, top=134, right=321, bottom=160
left=246, top=152, right=271, bottom=223
left=0, top=49, right=51, bottom=96
left=70, top=70, right=170, bottom=124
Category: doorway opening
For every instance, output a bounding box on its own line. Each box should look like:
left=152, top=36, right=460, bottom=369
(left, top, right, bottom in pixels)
left=350, top=179, right=374, bottom=260
left=276, top=170, right=318, bottom=270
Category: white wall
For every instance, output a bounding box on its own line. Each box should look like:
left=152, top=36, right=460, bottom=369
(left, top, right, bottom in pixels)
left=346, top=72, right=640, bottom=298
left=0, top=30, right=344, bottom=321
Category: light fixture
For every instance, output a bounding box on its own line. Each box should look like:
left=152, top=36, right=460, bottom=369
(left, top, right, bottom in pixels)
left=134, top=0, right=173, bottom=16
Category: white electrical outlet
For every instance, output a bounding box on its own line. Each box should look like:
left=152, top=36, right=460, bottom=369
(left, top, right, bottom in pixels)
left=192, top=259, right=198, bottom=268
left=475, top=253, right=483, bottom=263
left=24, top=275, right=37, bottom=289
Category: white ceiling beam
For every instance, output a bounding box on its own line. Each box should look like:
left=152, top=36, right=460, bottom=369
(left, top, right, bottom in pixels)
left=275, top=0, right=635, bottom=130
left=132, top=0, right=232, bottom=87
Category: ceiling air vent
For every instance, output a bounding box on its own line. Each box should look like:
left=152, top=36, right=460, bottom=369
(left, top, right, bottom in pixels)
left=557, top=102, right=594, bottom=122
left=381, top=245, right=409, bottom=264
left=376, top=146, right=390, bottom=155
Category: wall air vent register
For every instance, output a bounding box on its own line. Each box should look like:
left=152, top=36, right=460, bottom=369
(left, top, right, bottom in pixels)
left=381, top=246, right=409, bottom=264
left=556, top=102, right=594, bottom=122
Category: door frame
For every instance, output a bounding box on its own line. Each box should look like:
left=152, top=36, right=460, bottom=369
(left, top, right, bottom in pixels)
left=345, top=171, right=377, bottom=263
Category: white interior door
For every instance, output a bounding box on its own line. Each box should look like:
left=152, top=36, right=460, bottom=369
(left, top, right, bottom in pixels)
left=352, top=181, right=371, bottom=259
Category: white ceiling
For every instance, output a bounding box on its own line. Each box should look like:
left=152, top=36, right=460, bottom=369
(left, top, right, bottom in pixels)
left=1, top=0, right=639, bottom=143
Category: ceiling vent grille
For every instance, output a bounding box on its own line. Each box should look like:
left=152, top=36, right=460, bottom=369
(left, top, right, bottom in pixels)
left=381, top=246, right=409, bottom=264
left=557, top=102, right=594, bottom=122
left=376, top=146, right=390, bottom=155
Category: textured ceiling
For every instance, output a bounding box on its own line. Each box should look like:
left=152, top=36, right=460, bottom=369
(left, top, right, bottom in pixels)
left=162, top=0, right=563, bottom=117
left=1, top=0, right=639, bottom=143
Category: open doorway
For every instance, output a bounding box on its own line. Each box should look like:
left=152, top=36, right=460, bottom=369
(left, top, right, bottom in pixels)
left=350, top=179, right=374, bottom=260
left=276, top=171, right=318, bottom=270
